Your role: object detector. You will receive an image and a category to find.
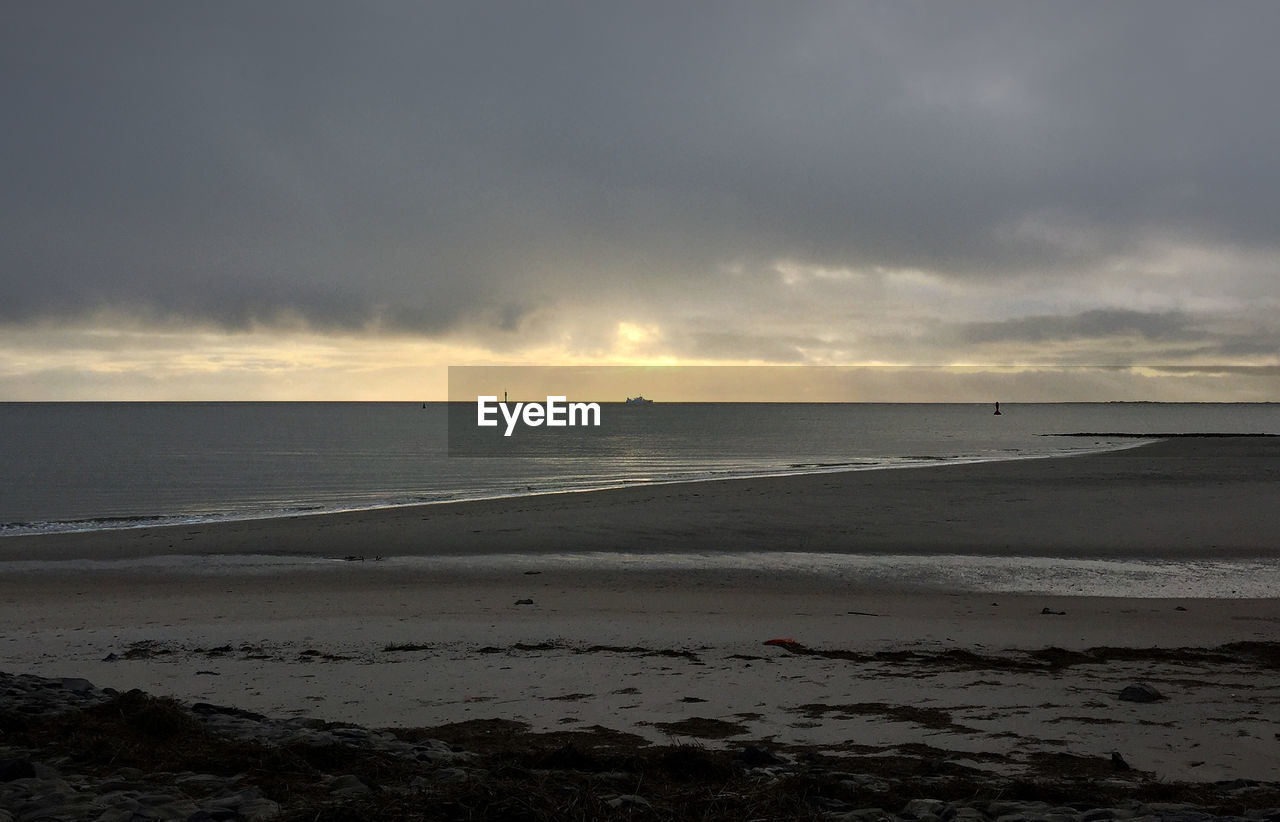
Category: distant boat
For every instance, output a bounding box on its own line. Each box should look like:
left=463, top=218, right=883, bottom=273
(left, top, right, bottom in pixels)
left=624, top=396, right=654, bottom=405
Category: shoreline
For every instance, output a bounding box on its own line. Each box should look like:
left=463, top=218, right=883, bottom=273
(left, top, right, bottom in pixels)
left=0, top=436, right=1148, bottom=540
left=3, top=436, right=1277, bottom=562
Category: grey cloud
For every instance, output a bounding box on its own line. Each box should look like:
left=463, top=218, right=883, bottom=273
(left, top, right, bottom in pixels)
left=1207, top=339, right=1280, bottom=359
left=932, top=308, right=1280, bottom=371
left=673, top=331, right=817, bottom=363
left=1148, top=365, right=1280, bottom=377
left=2, top=1, right=1278, bottom=352
left=957, top=309, right=1202, bottom=345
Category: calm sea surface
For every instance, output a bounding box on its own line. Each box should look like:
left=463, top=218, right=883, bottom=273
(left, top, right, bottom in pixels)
left=1, top=402, right=1275, bottom=537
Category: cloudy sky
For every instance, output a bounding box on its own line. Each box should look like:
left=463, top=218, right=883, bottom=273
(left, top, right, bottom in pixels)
left=3, top=1, right=1278, bottom=400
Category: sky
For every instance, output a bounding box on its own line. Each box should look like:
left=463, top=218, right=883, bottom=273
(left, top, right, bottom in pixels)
left=2, top=1, right=1278, bottom=401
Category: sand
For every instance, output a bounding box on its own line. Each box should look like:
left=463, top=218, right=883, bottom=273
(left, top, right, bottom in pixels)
left=1, top=437, right=1278, bottom=784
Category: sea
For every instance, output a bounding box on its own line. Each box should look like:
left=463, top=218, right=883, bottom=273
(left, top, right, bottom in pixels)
left=2, top=402, right=1276, bottom=597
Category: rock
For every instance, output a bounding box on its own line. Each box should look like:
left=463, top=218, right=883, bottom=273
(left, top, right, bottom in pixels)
left=57, top=677, right=94, bottom=692
left=412, top=738, right=473, bottom=763
left=327, top=774, right=371, bottom=796
left=17, top=798, right=97, bottom=820
left=1139, top=804, right=1196, bottom=815
left=330, top=725, right=370, bottom=738
left=989, top=801, right=1045, bottom=818
left=852, top=809, right=899, bottom=822
left=415, top=747, right=468, bottom=764
left=187, top=811, right=240, bottom=822
left=238, top=798, right=282, bottom=820
left=1118, top=683, right=1166, bottom=703
left=514, top=598, right=535, bottom=605
left=0, top=759, right=36, bottom=782
left=287, top=717, right=328, bottom=730
left=905, top=799, right=948, bottom=819
left=29, top=763, right=59, bottom=781
left=433, top=767, right=470, bottom=783
left=137, top=791, right=184, bottom=805
left=1040, top=607, right=1066, bottom=615
left=208, top=787, right=263, bottom=809
left=739, top=745, right=785, bottom=766
left=605, top=794, right=652, bottom=810
left=813, top=796, right=854, bottom=813
left=841, top=774, right=891, bottom=793
left=174, top=774, right=238, bottom=791
left=1111, top=751, right=1131, bottom=771
left=1158, top=813, right=1216, bottom=822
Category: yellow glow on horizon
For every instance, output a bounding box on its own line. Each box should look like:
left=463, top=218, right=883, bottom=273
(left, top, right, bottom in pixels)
left=0, top=318, right=1276, bottom=402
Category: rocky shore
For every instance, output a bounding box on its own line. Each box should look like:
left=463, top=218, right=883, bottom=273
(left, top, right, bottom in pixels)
left=3, top=670, right=1279, bottom=822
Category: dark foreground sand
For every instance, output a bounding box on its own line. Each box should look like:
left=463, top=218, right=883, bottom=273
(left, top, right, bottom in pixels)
left=1, top=438, right=1278, bottom=790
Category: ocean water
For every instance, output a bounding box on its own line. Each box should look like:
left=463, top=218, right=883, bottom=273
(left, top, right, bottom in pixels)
left=1, top=401, right=1275, bottom=537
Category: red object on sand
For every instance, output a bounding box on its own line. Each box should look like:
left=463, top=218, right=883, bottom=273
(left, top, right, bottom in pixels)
left=764, top=638, right=805, bottom=652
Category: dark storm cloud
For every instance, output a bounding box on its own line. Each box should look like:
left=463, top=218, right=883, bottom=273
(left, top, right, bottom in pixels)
left=2, top=1, right=1278, bottom=335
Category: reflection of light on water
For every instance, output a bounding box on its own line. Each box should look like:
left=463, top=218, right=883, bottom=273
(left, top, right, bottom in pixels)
left=4, top=551, right=1277, bottom=599
left=408, top=552, right=1280, bottom=599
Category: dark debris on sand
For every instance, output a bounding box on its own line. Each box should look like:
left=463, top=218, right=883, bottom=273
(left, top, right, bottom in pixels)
left=4, top=671, right=1280, bottom=822
left=761, top=639, right=1280, bottom=672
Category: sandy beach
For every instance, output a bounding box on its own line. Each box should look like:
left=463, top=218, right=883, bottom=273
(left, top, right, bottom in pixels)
left=2, top=437, right=1278, bottom=801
